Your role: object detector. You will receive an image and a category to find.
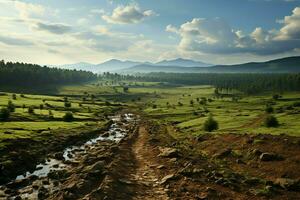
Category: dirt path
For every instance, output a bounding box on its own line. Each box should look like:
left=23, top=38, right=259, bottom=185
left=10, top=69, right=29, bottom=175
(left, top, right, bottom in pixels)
left=129, top=126, right=169, bottom=200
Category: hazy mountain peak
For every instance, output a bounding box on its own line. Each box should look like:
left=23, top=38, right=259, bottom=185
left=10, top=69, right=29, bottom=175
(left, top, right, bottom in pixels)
left=156, top=58, right=212, bottom=67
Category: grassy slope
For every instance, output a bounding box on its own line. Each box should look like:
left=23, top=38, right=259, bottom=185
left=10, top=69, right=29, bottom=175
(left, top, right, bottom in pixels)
left=126, top=84, right=300, bottom=136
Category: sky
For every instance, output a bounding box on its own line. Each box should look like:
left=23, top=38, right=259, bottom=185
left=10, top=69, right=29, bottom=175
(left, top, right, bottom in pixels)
left=0, top=0, right=300, bottom=65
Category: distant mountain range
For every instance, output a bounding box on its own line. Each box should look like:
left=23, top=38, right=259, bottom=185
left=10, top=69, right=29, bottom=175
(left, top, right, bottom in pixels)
left=119, top=56, right=300, bottom=73
left=156, top=58, right=211, bottom=67
left=51, top=58, right=212, bottom=73
left=51, top=56, right=300, bottom=74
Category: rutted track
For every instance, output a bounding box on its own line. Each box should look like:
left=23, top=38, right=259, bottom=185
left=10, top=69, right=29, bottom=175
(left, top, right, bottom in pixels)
left=0, top=114, right=138, bottom=200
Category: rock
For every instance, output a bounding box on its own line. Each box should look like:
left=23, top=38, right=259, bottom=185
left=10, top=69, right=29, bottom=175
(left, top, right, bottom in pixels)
left=252, top=149, right=262, bottom=156
left=274, top=178, right=300, bottom=191
left=244, top=177, right=261, bottom=185
left=213, top=149, right=232, bottom=159
left=160, top=174, right=176, bottom=184
left=259, top=153, right=284, bottom=161
left=158, top=147, right=179, bottom=158
left=88, top=161, right=105, bottom=172
left=14, top=196, right=22, bottom=200
left=53, top=152, right=64, bottom=160
left=37, top=186, right=49, bottom=199
left=42, top=179, right=49, bottom=185
left=157, top=165, right=165, bottom=169
left=6, top=178, right=30, bottom=189
left=118, top=179, right=133, bottom=185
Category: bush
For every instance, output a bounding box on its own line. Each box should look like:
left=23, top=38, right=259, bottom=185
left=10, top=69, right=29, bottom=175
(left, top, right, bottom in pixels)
left=265, top=115, right=279, bottom=127
left=265, top=105, right=274, bottom=113
left=293, top=102, right=300, bottom=107
left=0, top=107, right=10, bottom=121
left=7, top=100, right=15, bottom=112
left=63, top=112, right=74, bottom=122
left=273, top=94, right=281, bottom=100
left=28, top=106, right=35, bottom=114
left=203, top=115, right=219, bottom=132
left=12, top=94, right=17, bottom=100
left=48, top=110, right=54, bottom=119
left=64, top=101, right=71, bottom=108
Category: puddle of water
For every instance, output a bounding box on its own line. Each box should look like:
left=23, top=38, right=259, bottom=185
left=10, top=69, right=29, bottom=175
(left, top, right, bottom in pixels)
left=10, top=113, right=136, bottom=182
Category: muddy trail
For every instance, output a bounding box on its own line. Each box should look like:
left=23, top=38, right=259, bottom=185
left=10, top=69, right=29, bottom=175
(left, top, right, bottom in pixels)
left=1, top=114, right=300, bottom=200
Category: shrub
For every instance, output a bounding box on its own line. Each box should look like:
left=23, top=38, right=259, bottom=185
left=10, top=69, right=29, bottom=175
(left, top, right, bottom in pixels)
left=265, top=105, right=274, bottom=113
left=63, top=112, right=74, bottom=122
left=190, top=100, right=194, bottom=106
left=12, top=94, right=17, bottom=100
left=152, top=104, right=157, bottom=109
left=203, top=115, right=219, bottom=132
left=64, top=101, right=71, bottom=108
left=293, top=102, right=300, bottom=107
left=0, top=107, right=10, bottom=121
left=272, top=94, right=281, bottom=100
left=48, top=110, right=54, bottom=119
left=265, top=115, right=279, bottom=127
left=28, top=106, right=35, bottom=114
left=7, top=100, right=15, bottom=112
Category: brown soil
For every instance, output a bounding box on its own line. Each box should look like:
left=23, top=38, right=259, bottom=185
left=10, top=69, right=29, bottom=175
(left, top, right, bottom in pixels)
left=1, top=117, right=300, bottom=200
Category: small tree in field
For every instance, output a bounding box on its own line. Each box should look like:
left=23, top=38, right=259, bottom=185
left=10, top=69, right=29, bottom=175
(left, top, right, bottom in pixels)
left=265, top=105, right=274, bottom=113
left=28, top=106, right=35, bottom=114
left=7, top=100, right=15, bottom=112
left=203, top=115, right=219, bottom=132
left=265, top=115, right=279, bottom=127
left=63, top=112, right=74, bottom=122
left=0, top=107, right=10, bottom=121
left=64, top=101, right=71, bottom=108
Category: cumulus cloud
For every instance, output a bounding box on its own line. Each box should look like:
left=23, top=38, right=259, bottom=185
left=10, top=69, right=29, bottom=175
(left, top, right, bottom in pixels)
left=102, top=4, right=156, bottom=24
left=0, top=35, right=34, bottom=46
left=167, top=7, right=300, bottom=55
left=32, top=22, right=72, bottom=34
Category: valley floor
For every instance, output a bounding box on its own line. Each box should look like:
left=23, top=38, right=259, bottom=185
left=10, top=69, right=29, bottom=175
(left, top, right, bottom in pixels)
left=1, top=113, right=300, bottom=199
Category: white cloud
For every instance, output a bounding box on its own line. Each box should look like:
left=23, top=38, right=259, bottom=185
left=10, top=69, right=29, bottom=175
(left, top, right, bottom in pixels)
left=13, top=0, right=45, bottom=19
left=90, top=9, right=105, bottom=15
left=276, top=7, right=300, bottom=40
left=102, top=4, right=156, bottom=24
left=167, top=7, right=300, bottom=55
left=32, top=21, right=72, bottom=34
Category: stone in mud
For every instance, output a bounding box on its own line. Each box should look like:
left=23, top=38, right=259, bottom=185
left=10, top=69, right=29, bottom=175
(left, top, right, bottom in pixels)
left=14, top=196, right=22, bottom=200
left=259, top=153, right=284, bottom=161
left=118, top=179, right=133, bottom=185
left=53, top=152, right=64, bottom=160
left=274, top=178, right=300, bottom=191
left=48, top=169, right=69, bottom=180
left=160, top=174, right=177, bottom=184
left=213, top=148, right=232, bottom=159
left=42, top=179, right=49, bottom=185
left=6, top=178, right=30, bottom=189
left=89, top=161, right=106, bottom=172
left=37, top=186, right=49, bottom=199
left=158, top=147, right=179, bottom=158
left=157, top=165, right=165, bottom=169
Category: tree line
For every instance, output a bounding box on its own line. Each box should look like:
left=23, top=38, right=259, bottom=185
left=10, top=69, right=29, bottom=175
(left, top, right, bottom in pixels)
left=100, top=72, right=300, bottom=94
left=0, top=60, right=97, bottom=87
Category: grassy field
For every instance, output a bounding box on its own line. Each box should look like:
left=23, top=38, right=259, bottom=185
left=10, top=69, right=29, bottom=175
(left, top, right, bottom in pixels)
left=1, top=81, right=299, bottom=149
left=0, top=90, right=118, bottom=149
left=121, top=84, right=300, bottom=136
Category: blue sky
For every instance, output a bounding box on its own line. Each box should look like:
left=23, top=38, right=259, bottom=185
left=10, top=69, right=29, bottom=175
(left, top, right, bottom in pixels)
left=0, top=0, right=299, bottom=65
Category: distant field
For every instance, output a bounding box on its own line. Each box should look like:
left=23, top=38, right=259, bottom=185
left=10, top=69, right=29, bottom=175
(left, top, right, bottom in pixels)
left=0, top=90, right=116, bottom=149
left=124, top=84, right=300, bottom=136
left=1, top=81, right=299, bottom=150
